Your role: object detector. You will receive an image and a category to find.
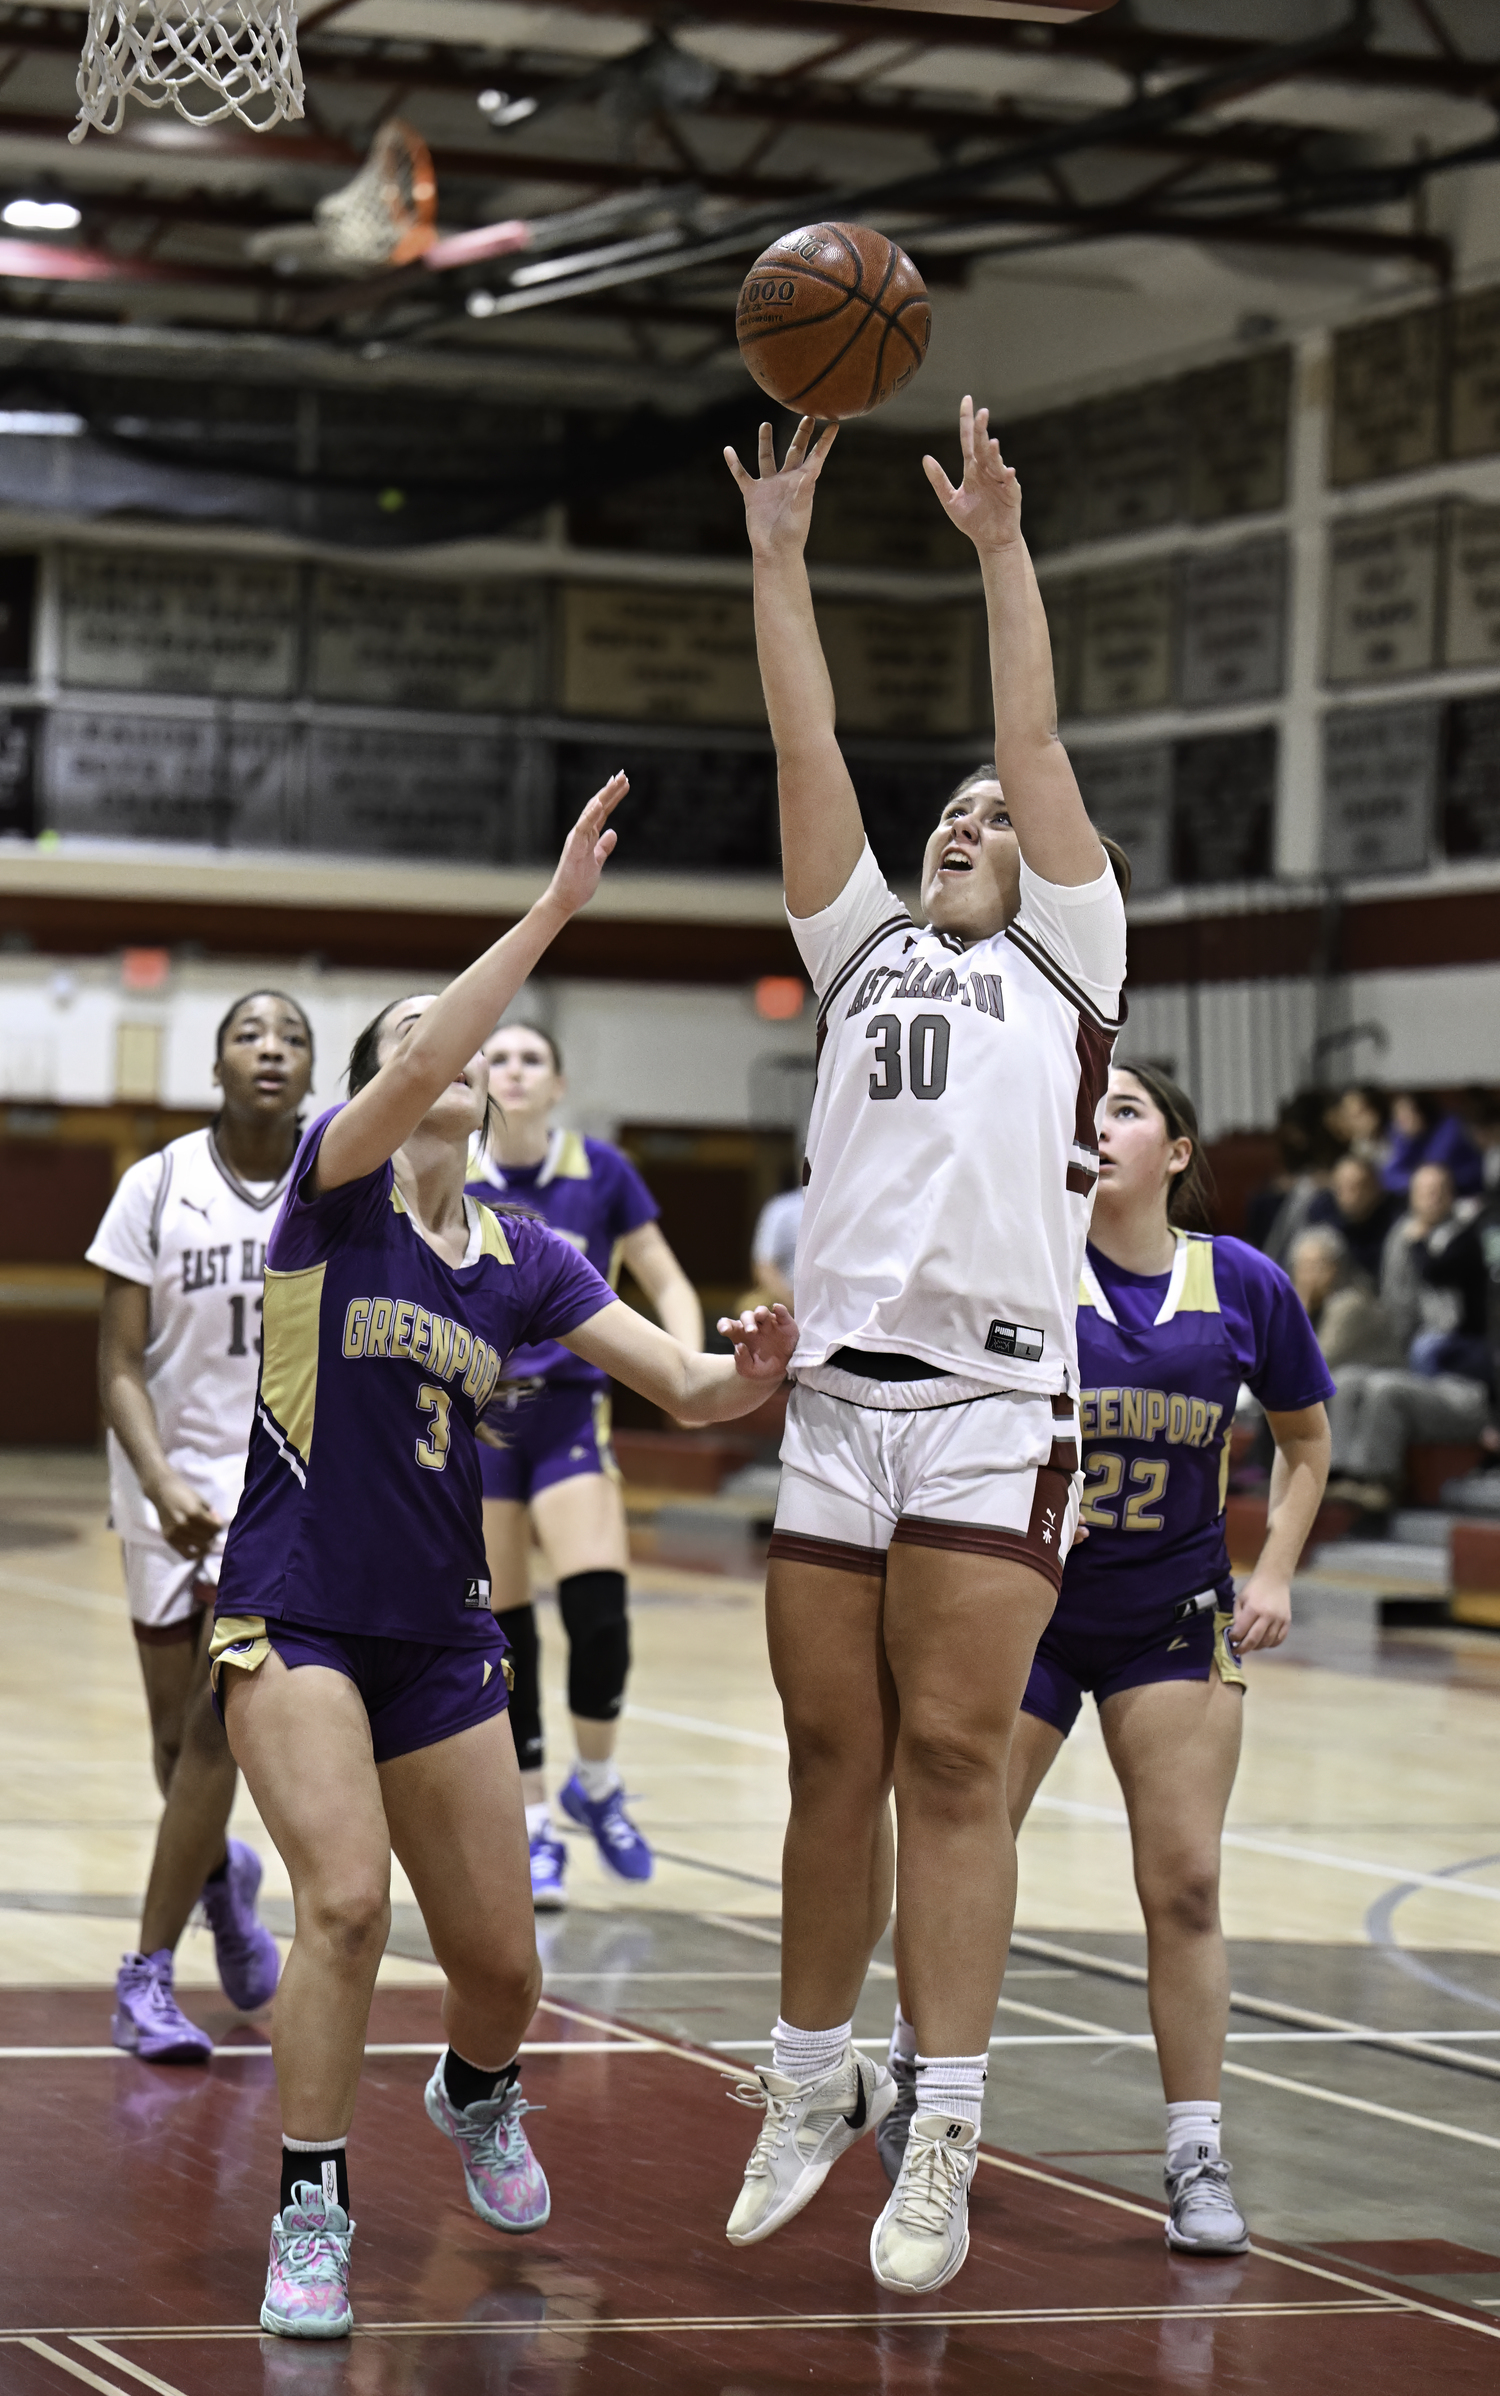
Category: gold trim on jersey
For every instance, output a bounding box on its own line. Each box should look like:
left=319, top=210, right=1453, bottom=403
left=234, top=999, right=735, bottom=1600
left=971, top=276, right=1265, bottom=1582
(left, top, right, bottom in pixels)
left=1213, top=1609, right=1248, bottom=1692
left=540, top=1128, right=591, bottom=1185
left=475, top=1203, right=515, bottom=1263
left=1080, top=1231, right=1220, bottom=1328
left=592, top=1389, right=622, bottom=1484
left=209, top=1613, right=271, bottom=1694
left=260, top=1260, right=325, bottom=1475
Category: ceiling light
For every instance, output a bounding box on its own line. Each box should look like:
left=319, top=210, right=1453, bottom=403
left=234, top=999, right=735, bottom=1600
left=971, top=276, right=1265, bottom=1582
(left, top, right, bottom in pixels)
left=3, top=198, right=81, bottom=231
left=0, top=410, right=84, bottom=434
left=477, top=88, right=539, bottom=128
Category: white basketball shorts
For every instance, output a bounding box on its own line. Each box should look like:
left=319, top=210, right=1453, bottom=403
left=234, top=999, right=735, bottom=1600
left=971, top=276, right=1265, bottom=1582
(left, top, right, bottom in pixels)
left=122, top=1535, right=224, bottom=1643
left=769, top=1383, right=1081, bottom=1590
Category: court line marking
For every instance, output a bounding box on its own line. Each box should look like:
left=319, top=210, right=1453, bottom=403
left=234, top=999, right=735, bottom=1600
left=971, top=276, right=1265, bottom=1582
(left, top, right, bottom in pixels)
left=71, top=2343, right=189, bottom=2396
left=18, top=2340, right=166, bottom=2395
left=716, top=2030, right=1500, bottom=2051
left=0, top=2040, right=656, bottom=2062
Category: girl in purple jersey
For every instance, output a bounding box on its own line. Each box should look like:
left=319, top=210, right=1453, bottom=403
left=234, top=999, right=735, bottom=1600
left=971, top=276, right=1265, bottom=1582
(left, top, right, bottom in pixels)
left=466, top=1023, right=703, bottom=1905
left=210, top=778, right=796, bottom=2342
left=878, top=1065, right=1333, bottom=2256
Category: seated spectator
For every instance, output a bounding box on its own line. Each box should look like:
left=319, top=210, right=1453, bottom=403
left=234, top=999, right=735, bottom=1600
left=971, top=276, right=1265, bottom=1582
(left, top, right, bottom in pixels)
left=1460, top=1088, right=1500, bottom=1196
left=1289, top=1225, right=1400, bottom=1371
left=749, top=1180, right=804, bottom=1311
left=1327, top=1082, right=1391, bottom=1172
left=1383, top=1090, right=1483, bottom=1199
left=1246, top=1090, right=1341, bottom=1263
left=1379, top=1163, right=1464, bottom=1359
left=1418, top=1174, right=1500, bottom=1391
left=1308, top=1154, right=1401, bottom=1285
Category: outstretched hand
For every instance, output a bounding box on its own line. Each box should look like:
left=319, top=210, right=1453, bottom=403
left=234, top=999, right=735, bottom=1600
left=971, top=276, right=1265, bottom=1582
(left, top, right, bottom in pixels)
left=724, top=417, right=839, bottom=559
left=923, top=394, right=1021, bottom=553
left=717, top=1302, right=798, bottom=1384
left=545, top=772, right=627, bottom=917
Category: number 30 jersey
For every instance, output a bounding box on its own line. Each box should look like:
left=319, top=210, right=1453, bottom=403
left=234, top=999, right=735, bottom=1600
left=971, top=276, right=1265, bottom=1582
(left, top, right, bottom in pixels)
left=87, top=1127, right=294, bottom=1551
left=788, top=842, right=1126, bottom=1407
left=215, top=1108, right=613, bottom=1645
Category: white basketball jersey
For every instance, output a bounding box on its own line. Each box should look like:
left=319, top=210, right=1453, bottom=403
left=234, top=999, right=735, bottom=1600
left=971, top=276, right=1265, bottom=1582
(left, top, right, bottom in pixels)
left=787, top=844, right=1126, bottom=1407
left=86, top=1127, right=294, bottom=1544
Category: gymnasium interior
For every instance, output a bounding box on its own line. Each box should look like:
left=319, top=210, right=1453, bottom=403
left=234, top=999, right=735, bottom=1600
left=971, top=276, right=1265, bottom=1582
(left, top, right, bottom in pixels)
left=3, top=0, right=1500, bottom=2386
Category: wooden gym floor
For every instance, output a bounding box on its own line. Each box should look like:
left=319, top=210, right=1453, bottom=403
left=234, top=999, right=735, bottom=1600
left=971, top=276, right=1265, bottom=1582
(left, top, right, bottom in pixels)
left=4, top=1451, right=1500, bottom=2392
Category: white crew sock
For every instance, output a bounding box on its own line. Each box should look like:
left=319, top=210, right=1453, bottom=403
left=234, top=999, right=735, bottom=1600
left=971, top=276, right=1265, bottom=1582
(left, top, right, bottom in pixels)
left=573, top=1756, right=621, bottom=1803
left=915, top=2052, right=987, bottom=2131
left=1165, top=2100, right=1222, bottom=2174
left=524, top=1802, right=552, bottom=1839
left=888, top=2003, right=918, bottom=2069
left=771, top=2017, right=851, bottom=2085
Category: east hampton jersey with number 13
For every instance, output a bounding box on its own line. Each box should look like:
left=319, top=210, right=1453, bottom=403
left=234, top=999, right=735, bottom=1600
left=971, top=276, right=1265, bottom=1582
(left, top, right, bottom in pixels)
left=789, top=844, right=1126, bottom=1403
left=85, top=1126, right=291, bottom=1550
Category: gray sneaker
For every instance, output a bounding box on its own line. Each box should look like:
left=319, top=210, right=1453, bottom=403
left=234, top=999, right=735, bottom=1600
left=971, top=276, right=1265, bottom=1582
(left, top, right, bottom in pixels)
left=876, top=2053, right=918, bottom=2185
left=725, top=2047, right=895, bottom=2246
left=870, top=2113, right=978, bottom=2295
left=1164, top=2156, right=1250, bottom=2255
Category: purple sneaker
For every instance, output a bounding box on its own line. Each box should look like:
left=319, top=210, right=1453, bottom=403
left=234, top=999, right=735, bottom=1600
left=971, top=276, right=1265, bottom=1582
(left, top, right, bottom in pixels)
left=530, top=1826, right=567, bottom=1912
left=201, top=1838, right=280, bottom=2013
left=558, top=1774, right=654, bottom=1882
left=424, top=2061, right=550, bottom=2233
left=260, top=2182, right=354, bottom=2339
left=112, top=1949, right=213, bottom=2063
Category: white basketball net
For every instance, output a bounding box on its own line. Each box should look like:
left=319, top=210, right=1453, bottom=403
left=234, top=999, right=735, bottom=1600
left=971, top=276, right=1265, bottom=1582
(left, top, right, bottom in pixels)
left=72, top=1, right=305, bottom=143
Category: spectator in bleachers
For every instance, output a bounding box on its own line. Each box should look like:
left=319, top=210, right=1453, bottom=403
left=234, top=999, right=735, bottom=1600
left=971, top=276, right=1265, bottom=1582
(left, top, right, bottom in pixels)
left=1383, top=1090, right=1484, bottom=1199
left=1246, top=1092, right=1341, bottom=1264
left=750, top=1179, right=804, bottom=1310
left=1418, top=1175, right=1500, bottom=1392
left=1379, top=1163, right=1465, bottom=1360
left=1328, top=1082, right=1391, bottom=1173
left=1460, top=1088, right=1500, bottom=1196
left=1288, top=1225, right=1400, bottom=1371
left=1307, top=1154, right=1401, bottom=1285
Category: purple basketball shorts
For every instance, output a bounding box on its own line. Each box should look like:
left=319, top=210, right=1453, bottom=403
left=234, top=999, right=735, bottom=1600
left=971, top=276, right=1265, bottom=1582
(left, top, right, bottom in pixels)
left=1021, top=1586, right=1245, bottom=1739
left=213, top=1617, right=511, bottom=1765
left=477, top=1378, right=618, bottom=1506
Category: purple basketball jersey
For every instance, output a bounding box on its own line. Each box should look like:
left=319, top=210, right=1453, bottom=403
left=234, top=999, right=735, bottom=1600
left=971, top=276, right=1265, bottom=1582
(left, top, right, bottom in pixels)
left=1059, top=1233, right=1332, bottom=1624
left=465, top=1129, right=657, bottom=1386
left=216, top=1107, right=614, bottom=1645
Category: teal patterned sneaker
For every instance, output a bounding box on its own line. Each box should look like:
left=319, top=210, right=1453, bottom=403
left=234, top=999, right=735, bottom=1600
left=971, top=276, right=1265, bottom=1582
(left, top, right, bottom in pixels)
left=260, top=2183, right=354, bottom=2339
left=424, top=2060, right=551, bottom=2232
left=725, top=2048, right=896, bottom=2246
left=870, top=2113, right=978, bottom=2295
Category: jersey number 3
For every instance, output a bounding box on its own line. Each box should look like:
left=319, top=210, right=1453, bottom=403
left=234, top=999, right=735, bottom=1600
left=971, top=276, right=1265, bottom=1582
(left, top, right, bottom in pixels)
left=415, top=1384, right=451, bottom=1473
left=1080, top=1452, right=1168, bottom=1531
left=867, top=1012, right=950, bottom=1102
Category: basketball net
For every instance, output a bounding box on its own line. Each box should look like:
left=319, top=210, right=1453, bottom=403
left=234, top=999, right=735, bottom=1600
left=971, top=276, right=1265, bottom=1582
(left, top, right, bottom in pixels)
left=71, top=1, right=304, bottom=143
left=245, top=120, right=438, bottom=275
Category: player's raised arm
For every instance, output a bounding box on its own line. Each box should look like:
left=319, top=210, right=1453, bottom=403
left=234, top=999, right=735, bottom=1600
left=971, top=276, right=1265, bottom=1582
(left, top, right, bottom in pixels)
left=315, top=776, right=626, bottom=1192
left=724, top=417, right=864, bottom=918
left=924, top=396, right=1104, bottom=889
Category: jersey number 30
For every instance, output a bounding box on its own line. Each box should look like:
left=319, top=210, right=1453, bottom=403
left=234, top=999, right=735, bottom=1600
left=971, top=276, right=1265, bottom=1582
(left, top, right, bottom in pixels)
left=1080, top=1452, right=1168, bottom=1531
left=867, top=1012, right=950, bottom=1102
left=415, top=1384, right=451, bottom=1473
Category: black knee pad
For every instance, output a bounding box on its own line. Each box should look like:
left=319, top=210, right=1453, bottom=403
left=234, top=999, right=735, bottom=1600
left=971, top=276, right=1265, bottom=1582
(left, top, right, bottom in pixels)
left=558, top=1570, right=630, bottom=1722
left=495, top=1602, right=543, bottom=1771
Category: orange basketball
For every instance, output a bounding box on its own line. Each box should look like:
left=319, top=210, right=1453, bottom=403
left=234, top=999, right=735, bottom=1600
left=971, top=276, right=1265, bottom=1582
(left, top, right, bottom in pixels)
left=735, top=223, right=930, bottom=421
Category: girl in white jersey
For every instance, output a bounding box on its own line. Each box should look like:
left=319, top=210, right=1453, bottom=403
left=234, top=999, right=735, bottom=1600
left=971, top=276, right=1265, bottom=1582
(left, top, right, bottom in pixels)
left=720, top=399, right=1127, bottom=2295
left=88, top=991, right=315, bottom=2063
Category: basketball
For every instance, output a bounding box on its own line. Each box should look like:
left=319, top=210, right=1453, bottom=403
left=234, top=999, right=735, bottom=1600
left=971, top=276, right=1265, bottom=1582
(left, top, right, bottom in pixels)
left=735, top=222, right=930, bottom=420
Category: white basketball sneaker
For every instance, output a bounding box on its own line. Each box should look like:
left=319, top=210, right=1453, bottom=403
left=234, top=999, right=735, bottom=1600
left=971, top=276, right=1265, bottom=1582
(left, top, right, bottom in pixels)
left=725, top=2047, right=895, bottom=2246
left=869, top=2112, right=978, bottom=2295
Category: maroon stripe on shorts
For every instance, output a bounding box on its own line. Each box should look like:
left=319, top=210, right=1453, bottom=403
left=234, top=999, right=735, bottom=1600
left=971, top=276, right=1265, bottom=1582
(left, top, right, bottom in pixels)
left=891, top=1464, right=1074, bottom=1593
left=1050, top=1394, right=1075, bottom=1419
left=767, top=1530, right=888, bottom=1578
left=1048, top=1438, right=1080, bottom=1473
left=1066, top=1163, right=1097, bottom=1196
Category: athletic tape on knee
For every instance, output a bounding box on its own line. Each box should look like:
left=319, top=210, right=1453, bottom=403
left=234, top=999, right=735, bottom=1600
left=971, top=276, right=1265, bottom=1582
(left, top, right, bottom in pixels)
left=495, top=1602, right=542, bottom=1770
left=558, top=1569, right=630, bottom=1721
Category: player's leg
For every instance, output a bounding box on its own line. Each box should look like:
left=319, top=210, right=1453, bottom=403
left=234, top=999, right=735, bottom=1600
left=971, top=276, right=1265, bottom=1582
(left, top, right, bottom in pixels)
left=221, top=1647, right=391, bottom=2339
left=1100, top=1654, right=1248, bottom=2255
left=382, top=1706, right=548, bottom=2235
left=530, top=1391, right=649, bottom=1882
left=483, top=1485, right=564, bottom=1908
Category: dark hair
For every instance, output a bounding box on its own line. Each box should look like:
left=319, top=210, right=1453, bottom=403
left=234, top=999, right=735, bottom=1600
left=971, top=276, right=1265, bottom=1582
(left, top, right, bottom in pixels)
left=347, top=993, right=500, bottom=1148
left=215, top=988, right=314, bottom=1064
left=1340, top=1080, right=1389, bottom=1129
left=489, top=1019, right=563, bottom=1075
left=1112, top=1061, right=1216, bottom=1234
left=1394, top=1088, right=1440, bottom=1133
left=941, top=766, right=1132, bottom=899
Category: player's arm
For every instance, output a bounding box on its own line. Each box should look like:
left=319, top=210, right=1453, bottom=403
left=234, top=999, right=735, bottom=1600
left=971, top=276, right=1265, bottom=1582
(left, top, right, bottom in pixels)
left=96, top=1275, right=223, bottom=1559
left=315, top=777, right=626, bottom=1193
left=1231, top=1401, right=1331, bottom=1653
left=924, top=396, right=1103, bottom=888
left=724, top=418, right=864, bottom=917
left=559, top=1299, right=794, bottom=1426
left=617, top=1221, right=704, bottom=1351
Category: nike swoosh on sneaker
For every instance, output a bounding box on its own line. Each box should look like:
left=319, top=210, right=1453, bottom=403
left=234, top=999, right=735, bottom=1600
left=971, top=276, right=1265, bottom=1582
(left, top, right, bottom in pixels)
left=843, top=2069, right=868, bottom=2131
